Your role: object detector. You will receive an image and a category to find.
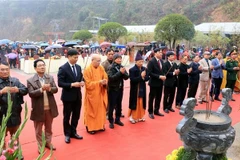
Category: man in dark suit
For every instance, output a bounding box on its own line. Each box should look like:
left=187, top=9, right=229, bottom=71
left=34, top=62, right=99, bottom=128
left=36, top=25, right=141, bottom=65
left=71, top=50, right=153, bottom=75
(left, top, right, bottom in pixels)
left=58, top=49, right=84, bottom=144
left=163, top=51, right=179, bottom=113
left=187, top=55, right=202, bottom=101
left=147, top=48, right=166, bottom=119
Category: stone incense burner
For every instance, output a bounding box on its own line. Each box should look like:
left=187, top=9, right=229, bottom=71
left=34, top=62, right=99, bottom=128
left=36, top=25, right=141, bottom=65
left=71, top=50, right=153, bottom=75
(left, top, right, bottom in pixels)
left=176, top=88, right=236, bottom=160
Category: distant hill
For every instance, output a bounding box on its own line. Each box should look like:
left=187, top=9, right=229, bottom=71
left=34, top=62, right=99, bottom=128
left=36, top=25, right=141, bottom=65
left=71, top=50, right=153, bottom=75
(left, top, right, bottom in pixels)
left=0, top=0, right=239, bottom=41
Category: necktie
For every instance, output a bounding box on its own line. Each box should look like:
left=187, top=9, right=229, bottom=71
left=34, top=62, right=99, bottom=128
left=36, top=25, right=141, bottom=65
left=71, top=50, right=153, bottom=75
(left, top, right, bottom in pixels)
left=72, top=65, right=77, bottom=77
left=158, top=60, right=162, bottom=70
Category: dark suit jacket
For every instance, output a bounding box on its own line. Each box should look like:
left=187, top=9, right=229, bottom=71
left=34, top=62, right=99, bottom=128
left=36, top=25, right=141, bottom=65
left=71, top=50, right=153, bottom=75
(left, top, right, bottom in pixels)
left=27, top=74, right=58, bottom=122
left=188, top=62, right=202, bottom=84
left=147, top=57, right=164, bottom=87
left=178, top=63, right=190, bottom=88
left=129, top=65, right=149, bottom=110
left=163, top=61, right=178, bottom=87
left=58, top=62, right=83, bottom=101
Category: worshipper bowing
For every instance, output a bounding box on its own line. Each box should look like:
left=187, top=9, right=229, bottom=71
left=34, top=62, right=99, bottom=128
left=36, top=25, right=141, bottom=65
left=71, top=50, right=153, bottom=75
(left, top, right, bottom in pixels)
left=128, top=51, right=149, bottom=124
left=198, top=51, right=213, bottom=104
left=83, top=54, right=108, bottom=134
left=175, top=55, right=192, bottom=109
left=163, top=51, right=179, bottom=113
left=107, top=53, right=129, bottom=129
left=57, top=49, right=84, bottom=144
left=147, top=48, right=166, bottom=119
left=0, top=61, right=28, bottom=159
left=27, top=59, right=58, bottom=152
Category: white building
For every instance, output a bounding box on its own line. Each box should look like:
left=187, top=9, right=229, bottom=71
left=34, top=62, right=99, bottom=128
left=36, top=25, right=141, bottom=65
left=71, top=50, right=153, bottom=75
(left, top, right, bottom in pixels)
left=69, top=22, right=240, bottom=35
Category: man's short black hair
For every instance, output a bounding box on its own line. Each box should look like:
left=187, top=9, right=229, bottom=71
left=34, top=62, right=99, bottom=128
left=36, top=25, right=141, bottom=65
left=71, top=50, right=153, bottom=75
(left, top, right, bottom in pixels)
left=215, top=51, right=222, bottom=56
left=67, top=49, right=79, bottom=56
left=34, top=59, right=45, bottom=68
left=106, top=48, right=113, bottom=54
left=0, top=60, right=9, bottom=66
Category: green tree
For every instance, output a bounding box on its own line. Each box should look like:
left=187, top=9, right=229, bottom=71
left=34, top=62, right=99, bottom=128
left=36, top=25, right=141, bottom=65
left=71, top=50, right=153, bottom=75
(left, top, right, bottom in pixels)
left=72, top=30, right=93, bottom=41
left=154, top=14, right=195, bottom=49
left=98, top=22, right=127, bottom=43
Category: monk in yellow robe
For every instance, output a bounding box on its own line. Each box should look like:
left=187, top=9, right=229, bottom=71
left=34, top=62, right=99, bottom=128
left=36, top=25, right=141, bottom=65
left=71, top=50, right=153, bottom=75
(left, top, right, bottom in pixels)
left=83, top=54, right=108, bottom=134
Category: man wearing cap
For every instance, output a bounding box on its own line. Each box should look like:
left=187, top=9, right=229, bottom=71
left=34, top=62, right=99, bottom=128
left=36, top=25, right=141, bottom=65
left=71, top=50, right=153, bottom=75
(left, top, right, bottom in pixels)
left=209, top=48, right=220, bottom=60
left=107, top=53, right=129, bottom=129
left=163, top=51, right=179, bottom=113
left=128, top=51, right=149, bottom=123
left=147, top=48, right=166, bottom=119
left=225, top=50, right=239, bottom=101
left=58, top=49, right=84, bottom=143
left=198, top=51, right=213, bottom=104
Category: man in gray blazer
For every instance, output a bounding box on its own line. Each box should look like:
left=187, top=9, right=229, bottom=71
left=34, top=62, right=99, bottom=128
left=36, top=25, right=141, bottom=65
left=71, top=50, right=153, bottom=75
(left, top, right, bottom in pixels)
left=27, top=59, right=58, bottom=152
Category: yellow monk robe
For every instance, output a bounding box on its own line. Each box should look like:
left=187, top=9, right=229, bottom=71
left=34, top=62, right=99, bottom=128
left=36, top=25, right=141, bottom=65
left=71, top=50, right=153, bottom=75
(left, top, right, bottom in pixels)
left=83, top=64, right=108, bottom=131
left=221, top=57, right=231, bottom=89
left=234, top=54, right=240, bottom=92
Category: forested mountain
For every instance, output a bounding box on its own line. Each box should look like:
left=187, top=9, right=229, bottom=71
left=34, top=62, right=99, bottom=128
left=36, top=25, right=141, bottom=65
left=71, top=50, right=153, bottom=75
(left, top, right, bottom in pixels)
left=0, top=0, right=239, bottom=41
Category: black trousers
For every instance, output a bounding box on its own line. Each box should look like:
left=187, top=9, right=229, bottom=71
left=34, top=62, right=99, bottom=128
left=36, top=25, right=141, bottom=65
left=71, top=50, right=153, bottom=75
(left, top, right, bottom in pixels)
left=176, top=87, right=187, bottom=106
left=226, top=80, right=236, bottom=93
left=108, top=88, right=123, bottom=123
left=63, top=99, right=81, bottom=136
left=148, top=86, right=163, bottom=114
left=9, top=58, right=16, bottom=68
left=210, top=78, right=222, bottom=99
left=187, top=83, right=199, bottom=98
left=163, top=86, right=176, bottom=110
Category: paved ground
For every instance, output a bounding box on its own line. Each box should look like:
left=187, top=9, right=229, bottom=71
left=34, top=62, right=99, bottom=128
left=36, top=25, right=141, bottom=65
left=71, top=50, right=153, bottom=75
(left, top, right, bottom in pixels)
left=227, top=122, right=240, bottom=159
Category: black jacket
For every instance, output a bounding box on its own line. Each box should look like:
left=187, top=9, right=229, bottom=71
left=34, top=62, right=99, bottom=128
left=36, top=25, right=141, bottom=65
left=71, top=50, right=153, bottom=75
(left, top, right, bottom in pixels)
left=129, top=65, right=149, bottom=110
left=107, top=62, right=129, bottom=91
left=58, top=62, right=83, bottom=101
left=147, top=57, right=165, bottom=87
left=178, top=63, right=190, bottom=88
left=163, top=61, right=178, bottom=87
left=188, top=62, right=202, bottom=84
left=0, top=77, right=28, bottom=127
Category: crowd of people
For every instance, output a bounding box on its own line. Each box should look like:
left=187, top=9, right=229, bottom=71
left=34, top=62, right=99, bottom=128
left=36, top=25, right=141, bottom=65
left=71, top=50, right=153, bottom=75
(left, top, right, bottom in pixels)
left=0, top=44, right=240, bottom=158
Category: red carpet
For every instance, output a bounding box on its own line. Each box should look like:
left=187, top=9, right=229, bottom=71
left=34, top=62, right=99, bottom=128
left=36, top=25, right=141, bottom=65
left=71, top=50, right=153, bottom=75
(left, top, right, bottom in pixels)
left=6, top=69, right=240, bottom=160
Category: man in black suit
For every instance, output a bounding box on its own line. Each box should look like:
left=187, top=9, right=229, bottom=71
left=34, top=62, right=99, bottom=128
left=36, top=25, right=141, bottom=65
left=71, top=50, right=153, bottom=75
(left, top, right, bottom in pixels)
left=187, top=55, right=202, bottom=101
left=163, top=51, right=179, bottom=113
left=58, top=49, right=84, bottom=143
left=147, top=48, right=166, bottom=119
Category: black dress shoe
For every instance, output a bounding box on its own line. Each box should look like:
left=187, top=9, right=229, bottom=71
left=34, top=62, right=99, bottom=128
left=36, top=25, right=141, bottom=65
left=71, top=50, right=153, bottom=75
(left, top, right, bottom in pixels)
left=164, top=109, right=169, bottom=113
left=154, top=112, right=164, bottom=116
left=169, top=108, right=175, bottom=112
left=109, top=123, right=114, bottom=129
left=65, top=136, right=70, bottom=143
left=45, top=143, right=56, bottom=150
left=149, top=114, right=155, bottom=119
left=70, top=133, right=83, bottom=140
left=121, top=114, right=125, bottom=118
left=115, top=120, right=124, bottom=126
left=214, top=98, right=221, bottom=101
left=231, top=98, right=235, bottom=101
left=202, top=100, right=208, bottom=103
